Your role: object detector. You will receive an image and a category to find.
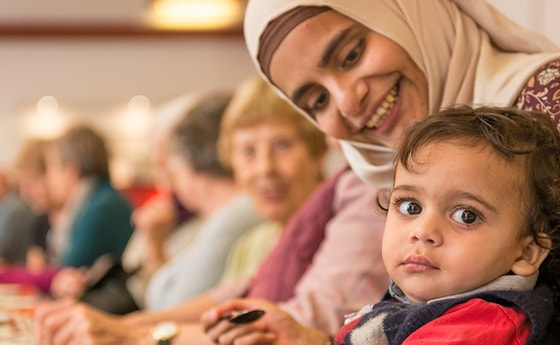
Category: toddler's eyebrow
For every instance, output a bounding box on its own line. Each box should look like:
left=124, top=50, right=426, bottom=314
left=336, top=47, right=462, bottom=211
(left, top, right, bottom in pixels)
left=392, top=185, right=498, bottom=213
left=392, top=185, right=417, bottom=193
left=454, top=191, right=497, bottom=213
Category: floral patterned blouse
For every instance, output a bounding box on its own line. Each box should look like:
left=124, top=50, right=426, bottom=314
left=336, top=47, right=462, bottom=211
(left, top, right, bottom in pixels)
left=516, top=59, right=560, bottom=130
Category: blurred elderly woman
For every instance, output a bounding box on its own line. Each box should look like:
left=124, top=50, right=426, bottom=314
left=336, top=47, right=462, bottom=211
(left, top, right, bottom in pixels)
left=217, top=76, right=328, bottom=283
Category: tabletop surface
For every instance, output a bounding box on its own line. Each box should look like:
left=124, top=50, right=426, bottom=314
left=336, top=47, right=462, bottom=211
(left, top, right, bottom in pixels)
left=0, top=284, right=39, bottom=345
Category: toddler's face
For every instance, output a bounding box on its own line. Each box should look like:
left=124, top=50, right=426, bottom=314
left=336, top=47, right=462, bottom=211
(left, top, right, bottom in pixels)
left=382, top=141, right=535, bottom=303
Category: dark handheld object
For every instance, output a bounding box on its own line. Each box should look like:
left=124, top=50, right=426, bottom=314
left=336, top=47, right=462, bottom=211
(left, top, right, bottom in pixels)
left=222, top=309, right=265, bottom=324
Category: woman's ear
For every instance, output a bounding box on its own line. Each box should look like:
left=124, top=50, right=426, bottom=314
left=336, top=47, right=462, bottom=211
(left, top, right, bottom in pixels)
left=511, top=233, right=551, bottom=276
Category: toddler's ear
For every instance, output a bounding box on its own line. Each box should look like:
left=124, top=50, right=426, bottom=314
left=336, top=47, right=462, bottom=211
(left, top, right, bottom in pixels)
left=511, top=233, right=551, bottom=276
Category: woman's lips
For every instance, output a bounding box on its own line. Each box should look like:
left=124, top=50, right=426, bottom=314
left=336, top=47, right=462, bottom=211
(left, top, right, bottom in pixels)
left=254, top=185, right=285, bottom=201
left=365, top=84, right=399, bottom=129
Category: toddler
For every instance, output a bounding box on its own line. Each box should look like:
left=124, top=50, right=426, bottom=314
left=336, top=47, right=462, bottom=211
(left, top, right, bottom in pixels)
left=337, top=106, right=560, bottom=344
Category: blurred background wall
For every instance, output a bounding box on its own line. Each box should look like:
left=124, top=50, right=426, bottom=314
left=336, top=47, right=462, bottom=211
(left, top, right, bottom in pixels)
left=0, top=35, right=255, bottom=186
left=0, top=0, right=558, bottom=187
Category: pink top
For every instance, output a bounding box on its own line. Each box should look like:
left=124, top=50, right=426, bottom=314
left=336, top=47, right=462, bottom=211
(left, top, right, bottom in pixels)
left=210, top=168, right=389, bottom=333
left=0, top=265, right=59, bottom=293
left=246, top=166, right=344, bottom=302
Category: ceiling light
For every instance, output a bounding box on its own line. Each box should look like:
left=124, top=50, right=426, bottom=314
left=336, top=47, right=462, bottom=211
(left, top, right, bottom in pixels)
left=147, top=0, right=243, bottom=30
left=37, top=96, right=58, bottom=116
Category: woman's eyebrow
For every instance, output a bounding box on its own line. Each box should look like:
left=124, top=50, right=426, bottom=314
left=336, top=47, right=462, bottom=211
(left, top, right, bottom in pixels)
left=320, top=26, right=354, bottom=67
left=292, top=84, right=313, bottom=105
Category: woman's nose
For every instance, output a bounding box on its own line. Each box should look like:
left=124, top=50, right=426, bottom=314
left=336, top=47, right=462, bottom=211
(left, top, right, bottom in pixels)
left=331, top=77, right=368, bottom=121
left=254, top=149, right=276, bottom=175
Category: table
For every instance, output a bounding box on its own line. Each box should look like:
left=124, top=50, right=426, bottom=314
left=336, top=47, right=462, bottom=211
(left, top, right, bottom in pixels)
left=0, top=284, right=38, bottom=344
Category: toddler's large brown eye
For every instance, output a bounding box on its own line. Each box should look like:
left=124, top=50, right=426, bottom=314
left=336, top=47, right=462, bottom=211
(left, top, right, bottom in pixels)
left=398, top=200, right=422, bottom=215
left=451, top=208, right=479, bottom=225
left=461, top=210, right=477, bottom=224
left=407, top=202, right=421, bottom=215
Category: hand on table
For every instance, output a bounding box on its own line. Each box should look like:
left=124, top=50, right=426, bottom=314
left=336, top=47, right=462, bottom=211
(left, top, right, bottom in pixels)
left=34, top=298, right=148, bottom=345
left=49, top=267, right=88, bottom=299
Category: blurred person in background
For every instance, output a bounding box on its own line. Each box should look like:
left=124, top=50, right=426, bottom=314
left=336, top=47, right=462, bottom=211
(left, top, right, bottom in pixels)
left=0, top=169, right=38, bottom=266
left=122, top=95, right=203, bottom=307
left=0, top=139, right=61, bottom=293
left=13, top=138, right=59, bottom=272
left=216, top=76, right=327, bottom=284
left=142, top=91, right=263, bottom=310
left=45, top=125, right=133, bottom=297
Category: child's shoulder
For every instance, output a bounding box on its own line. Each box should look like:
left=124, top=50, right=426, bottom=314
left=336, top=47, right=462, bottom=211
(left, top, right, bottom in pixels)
left=445, top=298, right=529, bottom=324
left=402, top=298, right=531, bottom=345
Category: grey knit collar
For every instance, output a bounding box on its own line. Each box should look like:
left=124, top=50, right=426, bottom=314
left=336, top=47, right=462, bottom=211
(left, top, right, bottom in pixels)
left=389, top=273, right=539, bottom=305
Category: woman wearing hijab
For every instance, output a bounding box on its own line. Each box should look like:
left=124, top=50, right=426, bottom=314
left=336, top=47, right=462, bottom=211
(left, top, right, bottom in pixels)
left=199, top=0, right=560, bottom=344
left=244, top=0, right=560, bottom=190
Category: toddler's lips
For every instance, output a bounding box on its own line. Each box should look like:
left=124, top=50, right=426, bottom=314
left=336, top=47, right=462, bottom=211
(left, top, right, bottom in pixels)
left=403, top=255, right=438, bottom=271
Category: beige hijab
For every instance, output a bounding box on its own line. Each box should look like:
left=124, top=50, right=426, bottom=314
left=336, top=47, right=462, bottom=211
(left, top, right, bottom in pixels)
left=244, top=0, right=560, bottom=188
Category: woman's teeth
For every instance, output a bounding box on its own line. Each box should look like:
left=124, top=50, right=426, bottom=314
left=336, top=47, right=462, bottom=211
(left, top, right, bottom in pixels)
left=365, top=85, right=399, bottom=129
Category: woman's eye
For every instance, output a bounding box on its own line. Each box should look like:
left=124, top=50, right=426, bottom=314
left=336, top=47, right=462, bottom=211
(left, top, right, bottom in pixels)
left=398, top=200, right=422, bottom=215
left=342, top=39, right=364, bottom=68
left=343, top=49, right=359, bottom=67
left=274, top=138, right=293, bottom=151
left=451, top=208, right=479, bottom=225
left=311, top=91, right=329, bottom=116
left=235, top=146, right=255, bottom=160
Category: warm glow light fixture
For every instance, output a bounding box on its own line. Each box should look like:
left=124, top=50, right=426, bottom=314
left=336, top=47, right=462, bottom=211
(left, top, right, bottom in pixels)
left=148, top=0, right=243, bottom=30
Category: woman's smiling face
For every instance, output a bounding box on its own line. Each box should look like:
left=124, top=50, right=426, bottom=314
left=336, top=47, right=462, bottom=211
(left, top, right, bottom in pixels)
left=269, top=9, right=429, bottom=148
